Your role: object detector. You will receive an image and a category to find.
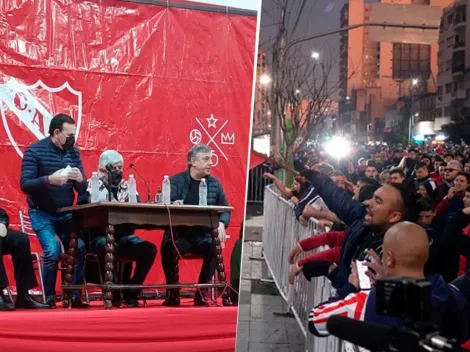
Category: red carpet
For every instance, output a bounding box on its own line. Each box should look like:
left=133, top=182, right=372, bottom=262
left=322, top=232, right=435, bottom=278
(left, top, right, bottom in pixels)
left=0, top=300, right=238, bottom=352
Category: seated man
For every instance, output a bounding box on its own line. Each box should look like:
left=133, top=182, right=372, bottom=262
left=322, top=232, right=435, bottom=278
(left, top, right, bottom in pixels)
left=0, top=207, right=49, bottom=310
left=309, top=222, right=470, bottom=345
left=78, top=150, right=157, bottom=307
left=161, top=144, right=230, bottom=307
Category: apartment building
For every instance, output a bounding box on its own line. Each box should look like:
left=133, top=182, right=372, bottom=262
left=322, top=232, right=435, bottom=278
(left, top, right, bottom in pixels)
left=339, top=0, right=450, bottom=139
left=436, top=0, right=469, bottom=131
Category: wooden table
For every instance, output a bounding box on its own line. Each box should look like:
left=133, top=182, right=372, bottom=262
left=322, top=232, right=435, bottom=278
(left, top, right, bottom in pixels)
left=57, top=202, right=234, bottom=309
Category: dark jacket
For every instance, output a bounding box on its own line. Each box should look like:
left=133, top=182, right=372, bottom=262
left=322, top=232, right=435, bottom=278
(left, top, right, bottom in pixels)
left=0, top=207, right=9, bottom=229
left=305, top=170, right=370, bottom=289
left=169, top=170, right=230, bottom=226
left=20, top=137, right=87, bottom=214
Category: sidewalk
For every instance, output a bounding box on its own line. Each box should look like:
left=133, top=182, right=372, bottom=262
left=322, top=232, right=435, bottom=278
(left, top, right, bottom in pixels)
left=235, top=205, right=304, bottom=352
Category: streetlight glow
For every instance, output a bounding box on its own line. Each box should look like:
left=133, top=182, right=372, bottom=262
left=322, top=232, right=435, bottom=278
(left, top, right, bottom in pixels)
left=311, top=51, right=320, bottom=60
left=346, top=96, right=350, bottom=100
left=295, top=89, right=301, bottom=94
left=325, top=136, right=351, bottom=159
left=260, top=74, right=272, bottom=85
left=411, top=78, right=419, bottom=86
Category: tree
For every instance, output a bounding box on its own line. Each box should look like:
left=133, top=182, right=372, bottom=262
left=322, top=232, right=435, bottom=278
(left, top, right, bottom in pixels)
left=259, top=0, right=356, bottom=175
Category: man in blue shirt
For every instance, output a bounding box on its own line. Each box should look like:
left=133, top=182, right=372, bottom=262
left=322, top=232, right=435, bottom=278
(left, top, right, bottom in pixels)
left=20, top=114, right=89, bottom=308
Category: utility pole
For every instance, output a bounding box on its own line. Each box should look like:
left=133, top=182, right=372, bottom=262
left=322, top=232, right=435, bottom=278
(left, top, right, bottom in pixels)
left=269, top=0, right=286, bottom=156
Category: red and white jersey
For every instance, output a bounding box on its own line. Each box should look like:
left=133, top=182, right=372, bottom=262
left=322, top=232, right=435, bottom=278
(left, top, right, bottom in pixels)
left=309, top=291, right=371, bottom=337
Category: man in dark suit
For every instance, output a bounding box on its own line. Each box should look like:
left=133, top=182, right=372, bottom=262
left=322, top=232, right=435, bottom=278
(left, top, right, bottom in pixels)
left=161, top=145, right=230, bottom=306
left=0, top=207, right=49, bottom=310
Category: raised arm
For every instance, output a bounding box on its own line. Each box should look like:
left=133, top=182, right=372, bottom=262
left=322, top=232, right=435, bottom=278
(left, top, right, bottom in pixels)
left=306, top=171, right=366, bottom=226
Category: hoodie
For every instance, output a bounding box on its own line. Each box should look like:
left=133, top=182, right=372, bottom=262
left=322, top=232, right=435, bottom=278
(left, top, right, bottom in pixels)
left=309, top=275, right=470, bottom=344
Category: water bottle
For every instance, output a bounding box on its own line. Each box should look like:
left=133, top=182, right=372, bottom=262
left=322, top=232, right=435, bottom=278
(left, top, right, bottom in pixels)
left=128, top=175, right=137, bottom=203
left=90, top=172, right=100, bottom=203
left=162, top=175, right=171, bottom=204
left=155, top=186, right=163, bottom=204
left=199, top=178, right=207, bottom=206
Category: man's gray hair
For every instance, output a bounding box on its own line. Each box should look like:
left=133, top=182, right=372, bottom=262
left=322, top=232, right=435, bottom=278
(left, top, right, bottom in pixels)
left=317, top=162, right=334, bottom=176
left=448, top=160, right=462, bottom=171
left=187, top=144, right=212, bottom=166
left=99, top=150, right=124, bottom=170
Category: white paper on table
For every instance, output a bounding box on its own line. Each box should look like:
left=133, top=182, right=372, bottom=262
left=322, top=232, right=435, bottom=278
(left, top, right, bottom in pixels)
left=356, top=260, right=372, bottom=290
left=60, top=165, right=72, bottom=178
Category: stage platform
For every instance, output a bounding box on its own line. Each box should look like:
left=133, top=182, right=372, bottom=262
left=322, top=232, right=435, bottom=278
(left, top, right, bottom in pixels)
left=0, top=299, right=238, bottom=352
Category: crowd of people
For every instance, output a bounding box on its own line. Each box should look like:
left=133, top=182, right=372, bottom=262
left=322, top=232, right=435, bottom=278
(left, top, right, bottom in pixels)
left=0, top=114, right=231, bottom=311
left=265, top=141, right=470, bottom=346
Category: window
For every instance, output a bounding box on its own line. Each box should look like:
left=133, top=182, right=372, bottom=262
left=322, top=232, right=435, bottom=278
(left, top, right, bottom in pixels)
left=445, top=83, right=452, bottom=93
left=444, top=106, right=451, bottom=116
left=392, top=43, right=431, bottom=80
left=435, top=108, right=442, bottom=117
left=438, top=86, right=443, bottom=96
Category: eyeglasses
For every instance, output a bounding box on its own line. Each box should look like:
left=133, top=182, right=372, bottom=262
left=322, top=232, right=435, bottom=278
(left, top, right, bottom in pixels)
left=444, top=168, right=458, bottom=172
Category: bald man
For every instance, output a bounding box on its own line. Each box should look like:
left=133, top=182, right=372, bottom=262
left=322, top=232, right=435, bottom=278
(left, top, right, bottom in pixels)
left=309, top=222, right=470, bottom=344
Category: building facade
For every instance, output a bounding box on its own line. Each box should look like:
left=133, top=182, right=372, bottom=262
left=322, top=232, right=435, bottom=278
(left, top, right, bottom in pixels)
left=339, top=0, right=451, bottom=140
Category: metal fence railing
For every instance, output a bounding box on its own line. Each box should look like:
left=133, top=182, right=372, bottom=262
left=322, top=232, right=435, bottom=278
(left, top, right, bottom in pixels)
left=262, top=184, right=343, bottom=352
left=246, top=164, right=273, bottom=203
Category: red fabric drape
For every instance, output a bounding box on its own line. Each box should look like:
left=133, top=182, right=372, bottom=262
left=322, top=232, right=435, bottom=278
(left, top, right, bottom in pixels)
left=249, top=150, right=267, bottom=170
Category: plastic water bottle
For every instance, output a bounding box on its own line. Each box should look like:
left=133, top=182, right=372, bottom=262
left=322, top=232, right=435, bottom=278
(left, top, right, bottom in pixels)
left=155, top=186, right=163, bottom=204
left=162, top=175, right=171, bottom=204
left=128, top=175, right=137, bottom=203
left=199, top=178, right=207, bottom=206
left=90, top=172, right=100, bottom=203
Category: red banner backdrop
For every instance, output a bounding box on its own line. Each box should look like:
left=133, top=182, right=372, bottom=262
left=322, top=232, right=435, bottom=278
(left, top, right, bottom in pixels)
left=0, top=0, right=256, bottom=292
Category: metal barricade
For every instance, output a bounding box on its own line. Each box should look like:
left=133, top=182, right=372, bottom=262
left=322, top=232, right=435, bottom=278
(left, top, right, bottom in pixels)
left=262, top=184, right=343, bottom=352
left=246, top=164, right=273, bottom=203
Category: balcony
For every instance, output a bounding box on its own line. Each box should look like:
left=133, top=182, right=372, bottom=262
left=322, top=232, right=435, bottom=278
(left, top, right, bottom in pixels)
left=453, top=41, right=466, bottom=52
left=451, top=90, right=466, bottom=100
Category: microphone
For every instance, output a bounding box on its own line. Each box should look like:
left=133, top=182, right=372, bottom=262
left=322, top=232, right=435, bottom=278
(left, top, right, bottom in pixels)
left=326, top=315, right=390, bottom=351
left=129, top=163, right=152, bottom=203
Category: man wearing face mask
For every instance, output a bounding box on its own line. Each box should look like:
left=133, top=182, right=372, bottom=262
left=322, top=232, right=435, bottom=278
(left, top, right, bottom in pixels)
left=161, top=144, right=231, bottom=307
left=77, top=150, right=157, bottom=307
left=20, top=114, right=89, bottom=309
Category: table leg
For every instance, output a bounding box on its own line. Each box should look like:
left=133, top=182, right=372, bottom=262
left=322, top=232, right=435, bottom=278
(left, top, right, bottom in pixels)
left=63, top=231, right=78, bottom=309
left=103, top=225, right=115, bottom=310
left=211, top=228, right=231, bottom=306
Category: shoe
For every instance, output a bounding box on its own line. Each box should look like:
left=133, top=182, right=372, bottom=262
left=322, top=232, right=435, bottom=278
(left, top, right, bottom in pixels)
left=122, top=293, right=139, bottom=307
left=70, top=297, right=90, bottom=309
left=194, top=290, right=210, bottom=307
left=46, top=295, right=57, bottom=308
left=162, top=289, right=180, bottom=307
left=112, top=291, right=122, bottom=308
left=15, top=294, right=50, bottom=309
left=0, top=293, right=15, bottom=311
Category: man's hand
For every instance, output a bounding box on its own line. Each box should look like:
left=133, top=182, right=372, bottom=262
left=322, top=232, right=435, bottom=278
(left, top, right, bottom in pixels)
left=448, top=187, right=457, bottom=199
left=0, top=223, right=6, bottom=238
left=173, top=200, right=184, bottom=205
left=290, top=196, right=299, bottom=205
left=218, top=222, right=227, bottom=248
left=288, top=264, right=302, bottom=285
left=364, top=249, right=384, bottom=286
left=48, top=169, right=68, bottom=186
left=344, top=180, right=355, bottom=193
left=68, top=168, right=83, bottom=182
left=288, top=243, right=303, bottom=264
left=348, top=261, right=359, bottom=290
left=318, top=219, right=333, bottom=231
left=299, top=215, right=308, bottom=227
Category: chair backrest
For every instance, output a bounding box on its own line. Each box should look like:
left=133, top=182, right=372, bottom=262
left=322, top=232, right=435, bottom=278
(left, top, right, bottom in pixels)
left=19, top=210, right=33, bottom=234
left=18, top=211, right=65, bottom=254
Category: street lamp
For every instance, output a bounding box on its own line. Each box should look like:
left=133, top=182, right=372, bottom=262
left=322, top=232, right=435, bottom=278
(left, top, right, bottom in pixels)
left=295, top=89, right=301, bottom=94
left=259, top=74, right=272, bottom=85
left=411, top=78, right=419, bottom=86
left=311, top=51, right=320, bottom=60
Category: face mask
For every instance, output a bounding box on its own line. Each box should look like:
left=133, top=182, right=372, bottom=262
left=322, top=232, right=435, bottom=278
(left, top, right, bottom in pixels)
left=62, top=136, right=75, bottom=150
left=110, top=169, right=123, bottom=186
